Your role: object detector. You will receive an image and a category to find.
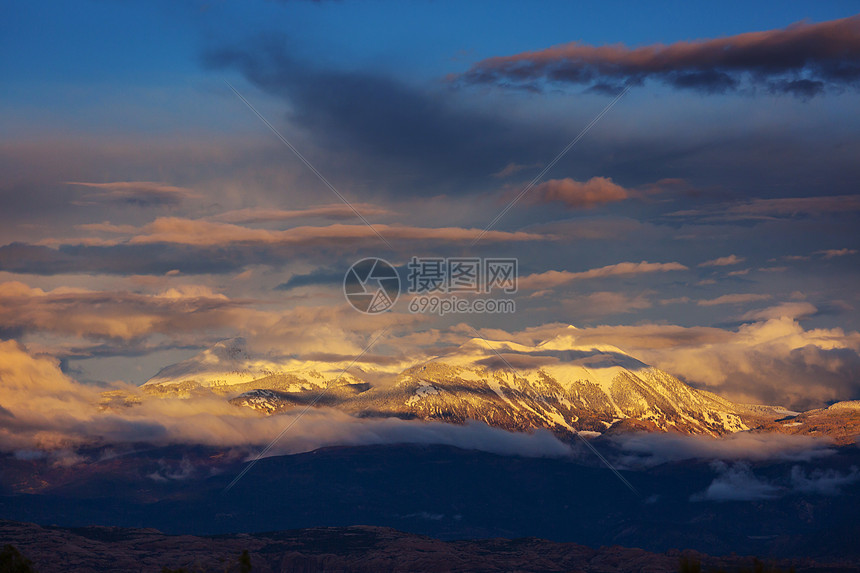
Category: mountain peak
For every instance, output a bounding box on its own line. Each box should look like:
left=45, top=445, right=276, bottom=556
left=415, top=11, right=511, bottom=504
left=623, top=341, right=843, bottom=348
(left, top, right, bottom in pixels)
left=145, top=334, right=788, bottom=438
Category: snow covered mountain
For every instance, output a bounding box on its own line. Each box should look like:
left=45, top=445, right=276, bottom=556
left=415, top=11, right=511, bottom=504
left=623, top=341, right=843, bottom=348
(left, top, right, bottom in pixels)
left=142, top=337, right=376, bottom=399
left=141, top=330, right=798, bottom=438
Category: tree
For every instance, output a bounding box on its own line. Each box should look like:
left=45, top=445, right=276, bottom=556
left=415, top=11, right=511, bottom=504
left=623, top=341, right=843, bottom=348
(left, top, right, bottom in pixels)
left=679, top=556, right=702, bottom=573
left=238, top=550, right=252, bottom=573
left=0, top=545, right=36, bottom=573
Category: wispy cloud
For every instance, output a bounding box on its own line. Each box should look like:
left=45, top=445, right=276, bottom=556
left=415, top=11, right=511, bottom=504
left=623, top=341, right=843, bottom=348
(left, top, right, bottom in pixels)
left=697, top=293, right=771, bottom=306
left=519, top=261, right=687, bottom=291
left=66, top=181, right=201, bottom=206
left=42, top=218, right=547, bottom=248
left=211, top=203, right=393, bottom=224
left=739, top=302, right=817, bottom=321
left=699, top=254, right=745, bottom=267
left=491, top=162, right=542, bottom=178
left=816, top=248, right=858, bottom=259
left=668, top=195, right=860, bottom=222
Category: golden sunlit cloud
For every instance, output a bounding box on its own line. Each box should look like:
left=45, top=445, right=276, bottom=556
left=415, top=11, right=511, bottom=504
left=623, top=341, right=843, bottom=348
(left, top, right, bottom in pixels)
left=518, top=261, right=688, bottom=291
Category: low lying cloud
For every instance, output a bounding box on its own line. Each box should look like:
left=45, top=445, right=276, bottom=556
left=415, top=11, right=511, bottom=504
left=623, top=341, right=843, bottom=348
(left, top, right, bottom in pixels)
left=692, top=461, right=780, bottom=501
left=614, top=431, right=835, bottom=468
left=692, top=461, right=860, bottom=501
left=460, top=15, right=860, bottom=97
left=790, top=464, right=860, bottom=495
left=0, top=339, right=572, bottom=459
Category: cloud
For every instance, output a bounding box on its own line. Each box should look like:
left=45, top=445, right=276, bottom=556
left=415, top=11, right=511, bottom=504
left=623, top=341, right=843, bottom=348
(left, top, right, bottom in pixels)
left=491, top=162, right=542, bottom=178
left=739, top=302, right=817, bottom=321
left=529, top=177, right=629, bottom=209
left=204, top=38, right=560, bottom=194
left=211, top=203, right=393, bottom=224
left=693, top=461, right=780, bottom=501
left=0, top=242, right=251, bottom=276
left=667, top=195, right=860, bottom=222
left=558, top=291, right=652, bottom=318
left=0, top=281, right=242, bottom=342
left=691, top=461, right=860, bottom=502
left=459, top=15, right=860, bottom=97
left=615, top=432, right=834, bottom=468
left=0, top=280, right=426, bottom=366
left=790, top=465, right=860, bottom=495
left=65, top=181, right=201, bottom=206
left=44, top=218, right=545, bottom=248
left=276, top=268, right=344, bottom=290
left=628, top=315, right=860, bottom=409
left=0, top=218, right=547, bottom=276
left=519, top=260, right=687, bottom=291
left=699, top=254, right=745, bottom=267
left=147, top=456, right=196, bottom=482
left=522, top=176, right=686, bottom=210
left=469, top=315, right=860, bottom=410
left=816, top=248, right=858, bottom=259
left=697, top=293, right=772, bottom=306
left=0, top=339, right=117, bottom=450
left=2, top=316, right=858, bottom=457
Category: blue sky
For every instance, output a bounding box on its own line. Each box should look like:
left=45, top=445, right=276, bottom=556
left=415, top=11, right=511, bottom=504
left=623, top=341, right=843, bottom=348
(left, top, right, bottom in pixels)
left=4, top=0, right=859, bottom=133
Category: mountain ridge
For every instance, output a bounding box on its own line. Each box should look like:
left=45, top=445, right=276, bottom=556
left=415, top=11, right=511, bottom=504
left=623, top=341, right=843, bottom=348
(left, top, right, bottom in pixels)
left=140, top=332, right=815, bottom=440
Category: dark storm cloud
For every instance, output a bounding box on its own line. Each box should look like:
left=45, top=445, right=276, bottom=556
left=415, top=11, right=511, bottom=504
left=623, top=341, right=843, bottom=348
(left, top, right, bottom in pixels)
left=202, top=38, right=560, bottom=192
left=459, top=15, right=860, bottom=97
